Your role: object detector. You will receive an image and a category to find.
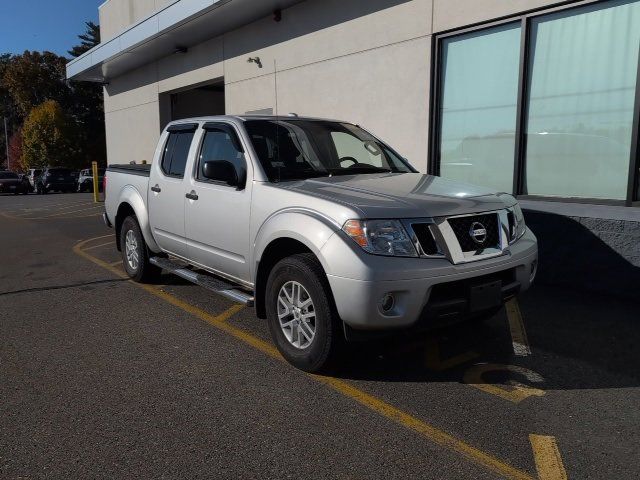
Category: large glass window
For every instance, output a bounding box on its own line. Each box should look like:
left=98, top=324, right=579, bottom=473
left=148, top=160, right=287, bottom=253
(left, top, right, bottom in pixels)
left=435, top=0, right=640, bottom=203
left=438, top=23, right=521, bottom=192
left=524, top=0, right=640, bottom=200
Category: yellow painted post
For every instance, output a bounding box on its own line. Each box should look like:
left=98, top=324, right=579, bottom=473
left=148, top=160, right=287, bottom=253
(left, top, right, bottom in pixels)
left=91, top=161, right=100, bottom=203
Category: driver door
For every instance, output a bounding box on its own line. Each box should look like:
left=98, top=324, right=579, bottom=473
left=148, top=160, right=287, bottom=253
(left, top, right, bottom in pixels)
left=184, top=122, right=252, bottom=284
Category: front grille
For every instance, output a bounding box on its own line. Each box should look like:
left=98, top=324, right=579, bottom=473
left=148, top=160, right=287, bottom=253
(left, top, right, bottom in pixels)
left=447, top=213, right=500, bottom=252
left=428, top=268, right=516, bottom=305
left=411, top=223, right=439, bottom=255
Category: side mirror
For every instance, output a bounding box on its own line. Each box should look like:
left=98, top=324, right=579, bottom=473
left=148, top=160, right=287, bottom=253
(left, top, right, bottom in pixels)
left=202, top=160, right=239, bottom=187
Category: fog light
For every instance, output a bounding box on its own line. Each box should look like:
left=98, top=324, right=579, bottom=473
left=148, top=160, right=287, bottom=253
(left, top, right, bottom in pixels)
left=380, top=293, right=395, bottom=313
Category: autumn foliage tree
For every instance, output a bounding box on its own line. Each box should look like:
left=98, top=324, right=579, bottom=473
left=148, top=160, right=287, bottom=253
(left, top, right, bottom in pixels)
left=2, top=51, right=69, bottom=119
left=22, top=100, right=77, bottom=168
left=9, top=130, right=24, bottom=170
left=1, top=22, right=106, bottom=170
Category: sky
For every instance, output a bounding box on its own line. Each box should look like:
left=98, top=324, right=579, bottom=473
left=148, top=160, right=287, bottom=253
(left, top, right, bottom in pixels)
left=0, top=0, right=103, bottom=57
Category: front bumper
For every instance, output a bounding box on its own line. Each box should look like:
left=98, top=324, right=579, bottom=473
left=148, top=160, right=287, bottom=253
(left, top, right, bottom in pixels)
left=323, top=228, right=538, bottom=330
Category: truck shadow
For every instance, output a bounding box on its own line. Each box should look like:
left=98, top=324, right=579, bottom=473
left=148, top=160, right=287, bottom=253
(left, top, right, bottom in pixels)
left=334, top=284, right=640, bottom=392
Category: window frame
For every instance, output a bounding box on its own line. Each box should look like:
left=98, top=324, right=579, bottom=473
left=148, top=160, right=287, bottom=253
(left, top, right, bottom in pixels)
left=160, top=123, right=198, bottom=179
left=193, top=122, right=248, bottom=189
left=429, top=0, right=640, bottom=206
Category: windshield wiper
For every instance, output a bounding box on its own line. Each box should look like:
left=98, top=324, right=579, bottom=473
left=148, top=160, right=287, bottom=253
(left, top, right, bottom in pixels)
left=328, top=167, right=392, bottom=176
left=273, top=168, right=329, bottom=182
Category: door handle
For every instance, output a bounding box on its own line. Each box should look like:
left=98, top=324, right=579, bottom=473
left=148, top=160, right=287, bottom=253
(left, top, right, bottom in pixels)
left=185, top=190, right=199, bottom=201
left=151, top=184, right=161, bottom=193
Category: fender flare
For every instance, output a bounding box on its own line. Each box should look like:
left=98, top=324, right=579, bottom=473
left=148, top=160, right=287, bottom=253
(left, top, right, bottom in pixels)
left=252, top=209, right=341, bottom=281
left=116, top=184, right=161, bottom=253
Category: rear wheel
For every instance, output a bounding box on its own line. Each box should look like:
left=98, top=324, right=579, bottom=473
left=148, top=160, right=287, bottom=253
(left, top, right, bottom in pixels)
left=265, top=253, right=342, bottom=373
left=120, top=216, right=161, bottom=283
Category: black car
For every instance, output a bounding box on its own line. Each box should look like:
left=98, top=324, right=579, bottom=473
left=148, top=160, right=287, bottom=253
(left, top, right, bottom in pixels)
left=0, top=171, right=30, bottom=195
left=35, top=168, right=77, bottom=194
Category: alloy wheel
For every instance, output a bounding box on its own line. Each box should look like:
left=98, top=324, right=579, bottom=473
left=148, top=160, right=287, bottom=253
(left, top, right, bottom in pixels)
left=277, top=281, right=316, bottom=349
left=125, top=230, right=140, bottom=271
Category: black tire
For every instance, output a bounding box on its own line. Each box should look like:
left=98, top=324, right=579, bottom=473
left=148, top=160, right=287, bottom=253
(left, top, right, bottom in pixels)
left=119, top=216, right=161, bottom=283
left=265, top=253, right=342, bottom=373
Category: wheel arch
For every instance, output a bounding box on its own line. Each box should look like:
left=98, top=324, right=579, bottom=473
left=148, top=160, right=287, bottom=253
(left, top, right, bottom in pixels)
left=256, top=238, right=323, bottom=319
left=114, top=186, right=160, bottom=253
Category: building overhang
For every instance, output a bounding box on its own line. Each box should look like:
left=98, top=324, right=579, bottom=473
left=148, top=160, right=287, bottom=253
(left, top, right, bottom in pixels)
left=67, top=0, right=303, bottom=82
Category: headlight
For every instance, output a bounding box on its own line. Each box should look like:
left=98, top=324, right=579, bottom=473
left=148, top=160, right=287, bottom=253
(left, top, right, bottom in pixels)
left=507, top=203, right=526, bottom=243
left=342, top=219, right=417, bottom=257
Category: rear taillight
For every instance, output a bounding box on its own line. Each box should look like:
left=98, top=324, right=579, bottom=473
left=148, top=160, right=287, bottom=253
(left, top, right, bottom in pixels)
left=102, top=174, right=107, bottom=196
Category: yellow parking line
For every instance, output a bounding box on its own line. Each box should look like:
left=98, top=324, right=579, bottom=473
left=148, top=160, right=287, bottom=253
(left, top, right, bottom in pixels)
left=41, top=202, right=95, bottom=213
left=109, top=260, right=123, bottom=267
left=47, top=205, right=103, bottom=217
left=77, top=234, right=112, bottom=246
left=424, top=338, right=479, bottom=371
left=529, top=435, right=568, bottom=480
left=73, top=236, right=537, bottom=480
left=506, top=299, right=531, bottom=357
left=83, top=241, right=113, bottom=251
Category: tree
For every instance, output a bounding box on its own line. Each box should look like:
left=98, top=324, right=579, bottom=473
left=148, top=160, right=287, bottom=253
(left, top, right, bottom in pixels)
left=2, top=51, right=70, bottom=118
left=22, top=100, right=77, bottom=169
left=0, top=53, right=18, bottom=168
left=68, top=21, right=100, bottom=58
left=68, top=21, right=106, bottom=167
left=9, top=129, right=24, bottom=171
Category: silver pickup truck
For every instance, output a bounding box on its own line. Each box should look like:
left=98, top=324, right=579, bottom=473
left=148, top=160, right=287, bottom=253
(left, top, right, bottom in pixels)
left=104, top=115, right=538, bottom=372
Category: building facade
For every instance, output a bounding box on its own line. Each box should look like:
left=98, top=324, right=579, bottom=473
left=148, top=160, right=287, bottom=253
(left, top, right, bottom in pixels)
left=68, top=0, right=640, bottom=294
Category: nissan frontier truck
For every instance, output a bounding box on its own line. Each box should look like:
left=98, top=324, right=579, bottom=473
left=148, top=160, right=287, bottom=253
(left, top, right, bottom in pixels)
left=103, top=115, right=538, bottom=372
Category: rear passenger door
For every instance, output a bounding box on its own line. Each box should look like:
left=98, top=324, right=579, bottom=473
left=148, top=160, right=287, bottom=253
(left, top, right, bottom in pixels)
left=148, top=124, right=198, bottom=258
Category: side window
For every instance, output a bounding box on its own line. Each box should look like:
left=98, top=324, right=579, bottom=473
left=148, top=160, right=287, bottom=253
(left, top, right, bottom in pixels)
left=160, top=131, right=194, bottom=178
left=197, top=127, right=246, bottom=186
left=331, top=131, right=384, bottom=168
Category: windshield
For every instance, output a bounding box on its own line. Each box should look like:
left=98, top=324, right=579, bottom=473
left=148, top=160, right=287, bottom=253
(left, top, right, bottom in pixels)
left=244, top=119, right=415, bottom=182
left=0, top=172, right=19, bottom=179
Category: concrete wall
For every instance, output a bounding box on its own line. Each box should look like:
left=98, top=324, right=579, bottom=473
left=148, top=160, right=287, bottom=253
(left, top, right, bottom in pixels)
left=524, top=210, right=640, bottom=300
left=100, top=0, right=570, bottom=166
left=99, top=0, right=176, bottom=40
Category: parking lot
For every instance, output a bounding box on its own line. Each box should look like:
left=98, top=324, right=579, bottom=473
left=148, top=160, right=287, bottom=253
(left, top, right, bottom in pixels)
left=1, top=193, right=639, bottom=479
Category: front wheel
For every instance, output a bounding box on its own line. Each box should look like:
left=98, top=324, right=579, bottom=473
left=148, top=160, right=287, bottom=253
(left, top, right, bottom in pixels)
left=120, top=216, right=161, bottom=283
left=265, top=253, right=342, bottom=373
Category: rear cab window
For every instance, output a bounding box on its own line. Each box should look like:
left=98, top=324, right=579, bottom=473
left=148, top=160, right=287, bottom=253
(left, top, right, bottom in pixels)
left=161, top=124, right=198, bottom=178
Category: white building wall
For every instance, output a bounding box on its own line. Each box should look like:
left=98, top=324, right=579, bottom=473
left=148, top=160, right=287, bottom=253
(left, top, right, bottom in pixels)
left=99, top=0, right=569, bottom=169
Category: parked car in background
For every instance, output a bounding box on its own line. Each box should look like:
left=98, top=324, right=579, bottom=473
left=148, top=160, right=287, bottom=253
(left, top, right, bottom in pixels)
left=70, top=170, right=80, bottom=189
left=26, top=168, right=42, bottom=192
left=35, top=168, right=77, bottom=194
left=0, top=171, right=30, bottom=195
left=77, top=168, right=105, bottom=193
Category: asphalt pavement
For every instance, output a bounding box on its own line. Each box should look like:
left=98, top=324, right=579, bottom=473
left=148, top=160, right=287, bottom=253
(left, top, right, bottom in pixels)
left=1, top=192, right=639, bottom=479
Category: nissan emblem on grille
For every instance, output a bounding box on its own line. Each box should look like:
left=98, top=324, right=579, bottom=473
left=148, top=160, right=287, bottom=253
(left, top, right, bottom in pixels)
left=469, top=222, right=487, bottom=244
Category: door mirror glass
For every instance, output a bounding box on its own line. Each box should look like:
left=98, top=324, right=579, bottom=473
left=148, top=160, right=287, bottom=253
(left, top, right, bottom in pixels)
left=202, top=160, right=239, bottom=187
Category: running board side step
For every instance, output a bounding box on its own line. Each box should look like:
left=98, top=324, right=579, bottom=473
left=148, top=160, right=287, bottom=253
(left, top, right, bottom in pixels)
left=149, top=257, right=254, bottom=307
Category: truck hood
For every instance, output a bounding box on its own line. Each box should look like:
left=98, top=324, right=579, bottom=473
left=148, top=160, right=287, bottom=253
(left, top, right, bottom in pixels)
left=276, top=173, right=514, bottom=219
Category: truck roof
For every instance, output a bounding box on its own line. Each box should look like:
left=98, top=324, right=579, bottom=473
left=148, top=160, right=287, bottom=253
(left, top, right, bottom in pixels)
left=166, top=114, right=347, bottom=127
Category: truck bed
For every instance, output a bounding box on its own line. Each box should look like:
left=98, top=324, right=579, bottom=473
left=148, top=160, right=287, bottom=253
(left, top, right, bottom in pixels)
left=106, top=164, right=151, bottom=176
